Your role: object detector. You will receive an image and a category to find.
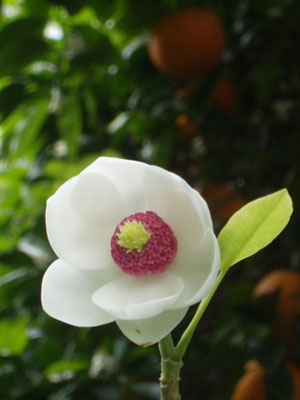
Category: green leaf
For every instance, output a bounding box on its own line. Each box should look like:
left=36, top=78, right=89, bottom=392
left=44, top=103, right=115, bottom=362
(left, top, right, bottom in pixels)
left=0, top=18, right=48, bottom=75
left=45, top=360, right=88, bottom=382
left=0, top=318, right=28, bottom=356
left=218, top=189, right=293, bottom=272
left=0, top=96, right=48, bottom=161
left=13, top=97, right=49, bottom=159
left=57, top=94, right=82, bottom=159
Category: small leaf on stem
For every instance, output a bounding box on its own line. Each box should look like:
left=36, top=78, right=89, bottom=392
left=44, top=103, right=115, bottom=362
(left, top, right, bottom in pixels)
left=218, top=189, right=293, bottom=272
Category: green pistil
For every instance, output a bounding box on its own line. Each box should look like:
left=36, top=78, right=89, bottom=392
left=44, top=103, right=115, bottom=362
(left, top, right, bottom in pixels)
left=117, top=220, right=151, bottom=253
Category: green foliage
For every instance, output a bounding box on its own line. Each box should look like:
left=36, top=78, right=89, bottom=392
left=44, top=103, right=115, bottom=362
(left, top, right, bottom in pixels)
left=57, top=94, right=82, bottom=159
left=0, top=318, right=28, bottom=356
left=0, top=18, right=48, bottom=75
left=218, top=189, right=293, bottom=272
left=45, top=360, right=89, bottom=382
left=1, top=96, right=49, bottom=161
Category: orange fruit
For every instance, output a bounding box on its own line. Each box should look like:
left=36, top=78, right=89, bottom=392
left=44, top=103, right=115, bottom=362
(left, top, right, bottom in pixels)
left=149, top=8, right=226, bottom=77
left=201, top=182, right=245, bottom=226
left=175, top=113, right=199, bottom=138
left=232, top=361, right=300, bottom=400
left=213, top=76, right=237, bottom=117
left=253, top=270, right=300, bottom=340
left=232, top=361, right=266, bottom=400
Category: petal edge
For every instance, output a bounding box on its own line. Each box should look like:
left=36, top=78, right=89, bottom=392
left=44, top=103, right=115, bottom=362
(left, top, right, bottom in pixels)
left=117, top=307, right=188, bottom=345
left=41, top=259, right=115, bottom=327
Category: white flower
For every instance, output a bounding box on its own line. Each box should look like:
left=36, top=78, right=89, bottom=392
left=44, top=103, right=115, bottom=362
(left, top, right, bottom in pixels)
left=41, top=157, right=220, bottom=345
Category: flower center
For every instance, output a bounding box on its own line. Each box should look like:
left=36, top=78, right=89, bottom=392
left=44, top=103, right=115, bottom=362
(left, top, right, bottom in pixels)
left=111, top=211, right=178, bottom=277
left=117, top=220, right=151, bottom=253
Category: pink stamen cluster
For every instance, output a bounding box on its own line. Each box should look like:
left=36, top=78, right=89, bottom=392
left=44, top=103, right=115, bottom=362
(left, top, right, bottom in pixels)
left=111, top=211, right=178, bottom=277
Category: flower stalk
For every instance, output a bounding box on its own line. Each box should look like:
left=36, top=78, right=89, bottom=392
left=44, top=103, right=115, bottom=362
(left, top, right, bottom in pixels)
left=159, top=334, right=183, bottom=400
left=158, top=270, right=227, bottom=399
left=175, top=269, right=226, bottom=359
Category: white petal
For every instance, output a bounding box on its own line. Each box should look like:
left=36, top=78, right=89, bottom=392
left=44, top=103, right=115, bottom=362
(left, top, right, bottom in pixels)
left=170, top=229, right=220, bottom=308
left=116, top=307, right=188, bottom=345
left=41, top=259, right=116, bottom=327
left=143, top=165, right=186, bottom=215
left=70, top=171, right=128, bottom=222
left=92, top=272, right=184, bottom=320
left=143, top=165, right=208, bottom=253
left=83, top=157, right=148, bottom=213
left=190, top=188, right=213, bottom=230
left=46, top=176, right=123, bottom=270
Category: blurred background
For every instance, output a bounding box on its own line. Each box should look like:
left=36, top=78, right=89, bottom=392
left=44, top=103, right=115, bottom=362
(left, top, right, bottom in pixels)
left=0, top=0, right=300, bottom=398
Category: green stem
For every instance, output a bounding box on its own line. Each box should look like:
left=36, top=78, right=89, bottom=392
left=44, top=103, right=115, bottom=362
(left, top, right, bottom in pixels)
left=174, top=269, right=226, bottom=359
left=158, top=269, right=227, bottom=398
left=159, top=334, right=183, bottom=400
